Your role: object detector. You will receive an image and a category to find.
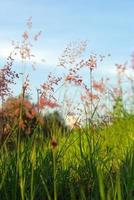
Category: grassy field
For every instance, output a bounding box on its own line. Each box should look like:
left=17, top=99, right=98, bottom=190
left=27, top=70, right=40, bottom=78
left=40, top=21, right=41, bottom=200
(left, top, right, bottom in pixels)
left=0, top=115, right=134, bottom=200
left=1, top=19, right=134, bottom=199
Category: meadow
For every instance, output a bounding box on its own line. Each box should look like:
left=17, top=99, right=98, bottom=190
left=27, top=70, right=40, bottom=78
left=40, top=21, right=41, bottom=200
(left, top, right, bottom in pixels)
left=0, top=19, right=134, bottom=200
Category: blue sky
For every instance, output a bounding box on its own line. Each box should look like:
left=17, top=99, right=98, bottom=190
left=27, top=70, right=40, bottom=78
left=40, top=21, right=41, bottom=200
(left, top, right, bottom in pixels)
left=0, top=0, right=134, bottom=98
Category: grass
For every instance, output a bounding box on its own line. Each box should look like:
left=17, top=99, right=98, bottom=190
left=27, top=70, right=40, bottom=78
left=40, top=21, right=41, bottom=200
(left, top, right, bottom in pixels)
left=1, top=18, right=134, bottom=200
left=0, top=115, right=134, bottom=199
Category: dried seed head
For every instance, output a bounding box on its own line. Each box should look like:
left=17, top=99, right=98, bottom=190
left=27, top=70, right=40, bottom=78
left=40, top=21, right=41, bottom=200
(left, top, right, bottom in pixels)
left=51, top=137, right=58, bottom=149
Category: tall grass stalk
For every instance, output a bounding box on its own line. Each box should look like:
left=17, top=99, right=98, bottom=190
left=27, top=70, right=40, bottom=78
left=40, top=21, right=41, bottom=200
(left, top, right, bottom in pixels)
left=52, top=148, right=57, bottom=200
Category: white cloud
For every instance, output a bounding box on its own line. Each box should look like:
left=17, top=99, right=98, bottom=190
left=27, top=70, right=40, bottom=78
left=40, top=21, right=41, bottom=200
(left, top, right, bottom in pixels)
left=0, top=41, right=13, bottom=59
